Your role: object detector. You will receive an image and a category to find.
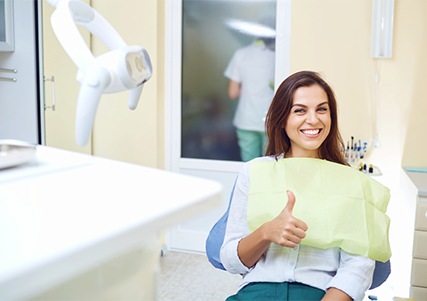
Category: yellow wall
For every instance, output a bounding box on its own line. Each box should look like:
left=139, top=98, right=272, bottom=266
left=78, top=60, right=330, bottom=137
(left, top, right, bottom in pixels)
left=291, top=0, right=427, bottom=169
left=42, top=0, right=93, bottom=154
left=90, top=0, right=165, bottom=169
left=396, top=0, right=427, bottom=168
left=89, top=0, right=426, bottom=170
left=290, top=0, right=373, bottom=153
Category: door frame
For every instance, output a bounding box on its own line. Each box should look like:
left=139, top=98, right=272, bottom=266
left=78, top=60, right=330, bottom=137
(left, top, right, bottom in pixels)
left=164, top=0, right=291, bottom=252
left=37, top=0, right=46, bottom=145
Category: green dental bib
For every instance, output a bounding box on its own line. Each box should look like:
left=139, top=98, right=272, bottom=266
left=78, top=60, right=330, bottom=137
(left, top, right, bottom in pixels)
left=248, top=158, right=391, bottom=262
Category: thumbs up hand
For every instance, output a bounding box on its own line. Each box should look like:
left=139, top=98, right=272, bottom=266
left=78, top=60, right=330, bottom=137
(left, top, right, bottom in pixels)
left=263, top=190, right=308, bottom=248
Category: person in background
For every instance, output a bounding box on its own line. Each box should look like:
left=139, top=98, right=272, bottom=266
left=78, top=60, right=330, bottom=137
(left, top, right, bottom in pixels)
left=220, top=71, right=377, bottom=301
left=224, top=32, right=275, bottom=162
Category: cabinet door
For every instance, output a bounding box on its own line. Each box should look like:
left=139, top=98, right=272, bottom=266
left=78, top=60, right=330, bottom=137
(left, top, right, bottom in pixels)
left=411, top=258, right=427, bottom=287
left=415, top=199, right=427, bottom=230
left=41, top=0, right=91, bottom=154
left=0, top=0, right=40, bottom=144
left=411, top=286, right=427, bottom=301
left=413, top=231, right=427, bottom=259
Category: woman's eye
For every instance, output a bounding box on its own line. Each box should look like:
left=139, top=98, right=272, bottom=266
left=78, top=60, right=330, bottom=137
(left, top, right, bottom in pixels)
left=294, top=108, right=305, bottom=114
left=318, top=107, right=328, bottom=112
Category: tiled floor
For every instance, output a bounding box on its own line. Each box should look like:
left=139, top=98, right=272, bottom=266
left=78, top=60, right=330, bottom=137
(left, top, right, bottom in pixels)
left=159, top=251, right=241, bottom=301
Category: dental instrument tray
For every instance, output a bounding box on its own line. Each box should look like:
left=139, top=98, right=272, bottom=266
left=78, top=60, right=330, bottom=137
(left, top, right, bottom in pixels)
left=0, top=140, right=37, bottom=170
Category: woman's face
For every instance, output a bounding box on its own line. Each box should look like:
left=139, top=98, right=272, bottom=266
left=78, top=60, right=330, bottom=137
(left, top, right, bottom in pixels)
left=285, top=84, right=331, bottom=158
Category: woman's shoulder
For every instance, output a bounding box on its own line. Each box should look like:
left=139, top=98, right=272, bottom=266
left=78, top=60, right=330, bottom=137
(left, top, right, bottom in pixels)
left=247, top=154, right=282, bottom=164
left=238, top=156, right=276, bottom=175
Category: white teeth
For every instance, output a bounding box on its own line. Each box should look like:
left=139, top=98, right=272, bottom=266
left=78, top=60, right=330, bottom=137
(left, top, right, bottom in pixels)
left=302, top=129, right=320, bottom=135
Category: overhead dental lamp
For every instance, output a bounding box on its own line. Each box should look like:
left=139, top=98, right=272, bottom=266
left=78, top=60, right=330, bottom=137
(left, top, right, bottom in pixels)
left=47, top=0, right=153, bottom=146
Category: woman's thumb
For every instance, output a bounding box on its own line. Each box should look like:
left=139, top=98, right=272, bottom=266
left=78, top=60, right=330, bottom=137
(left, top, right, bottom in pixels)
left=284, top=190, right=296, bottom=213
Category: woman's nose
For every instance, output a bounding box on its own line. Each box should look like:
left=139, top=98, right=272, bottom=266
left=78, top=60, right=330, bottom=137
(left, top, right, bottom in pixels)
left=305, top=111, right=319, bottom=124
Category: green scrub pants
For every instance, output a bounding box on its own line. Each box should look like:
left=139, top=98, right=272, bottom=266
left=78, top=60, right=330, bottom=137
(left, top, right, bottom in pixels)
left=225, top=282, right=325, bottom=301
left=236, top=129, right=267, bottom=162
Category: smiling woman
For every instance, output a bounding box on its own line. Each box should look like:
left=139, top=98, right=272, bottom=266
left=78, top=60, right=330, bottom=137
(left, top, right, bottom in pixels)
left=220, top=71, right=390, bottom=301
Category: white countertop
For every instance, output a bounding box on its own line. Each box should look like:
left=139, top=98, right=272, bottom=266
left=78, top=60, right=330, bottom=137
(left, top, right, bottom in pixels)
left=405, top=170, right=427, bottom=197
left=0, top=146, right=222, bottom=300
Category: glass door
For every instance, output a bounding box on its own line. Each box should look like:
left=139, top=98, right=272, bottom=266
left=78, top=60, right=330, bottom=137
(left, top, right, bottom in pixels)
left=165, top=0, right=291, bottom=252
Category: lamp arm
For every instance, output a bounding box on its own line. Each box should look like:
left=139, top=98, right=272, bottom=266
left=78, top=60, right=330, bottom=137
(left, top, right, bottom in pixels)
left=48, top=0, right=153, bottom=146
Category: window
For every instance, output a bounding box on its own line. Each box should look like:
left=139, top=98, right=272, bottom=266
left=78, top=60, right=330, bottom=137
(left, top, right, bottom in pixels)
left=181, top=0, right=277, bottom=161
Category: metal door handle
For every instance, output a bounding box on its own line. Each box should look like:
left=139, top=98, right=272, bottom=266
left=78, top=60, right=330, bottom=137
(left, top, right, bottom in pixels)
left=0, top=68, right=17, bottom=82
left=44, top=76, right=56, bottom=111
left=0, top=77, right=17, bottom=82
left=0, top=67, right=17, bottom=73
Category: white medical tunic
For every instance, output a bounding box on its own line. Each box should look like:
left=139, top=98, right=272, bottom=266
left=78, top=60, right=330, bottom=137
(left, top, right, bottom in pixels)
left=224, top=42, right=275, bottom=132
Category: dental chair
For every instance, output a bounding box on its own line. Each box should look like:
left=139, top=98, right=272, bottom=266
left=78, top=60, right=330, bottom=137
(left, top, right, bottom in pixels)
left=205, top=180, right=391, bottom=290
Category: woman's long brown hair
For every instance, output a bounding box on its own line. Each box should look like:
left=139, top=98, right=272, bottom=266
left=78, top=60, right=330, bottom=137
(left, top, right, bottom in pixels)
left=265, top=70, right=347, bottom=165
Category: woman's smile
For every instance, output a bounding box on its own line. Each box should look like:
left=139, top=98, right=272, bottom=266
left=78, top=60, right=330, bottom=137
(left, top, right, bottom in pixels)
left=300, top=128, right=322, bottom=136
left=285, top=84, right=331, bottom=158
